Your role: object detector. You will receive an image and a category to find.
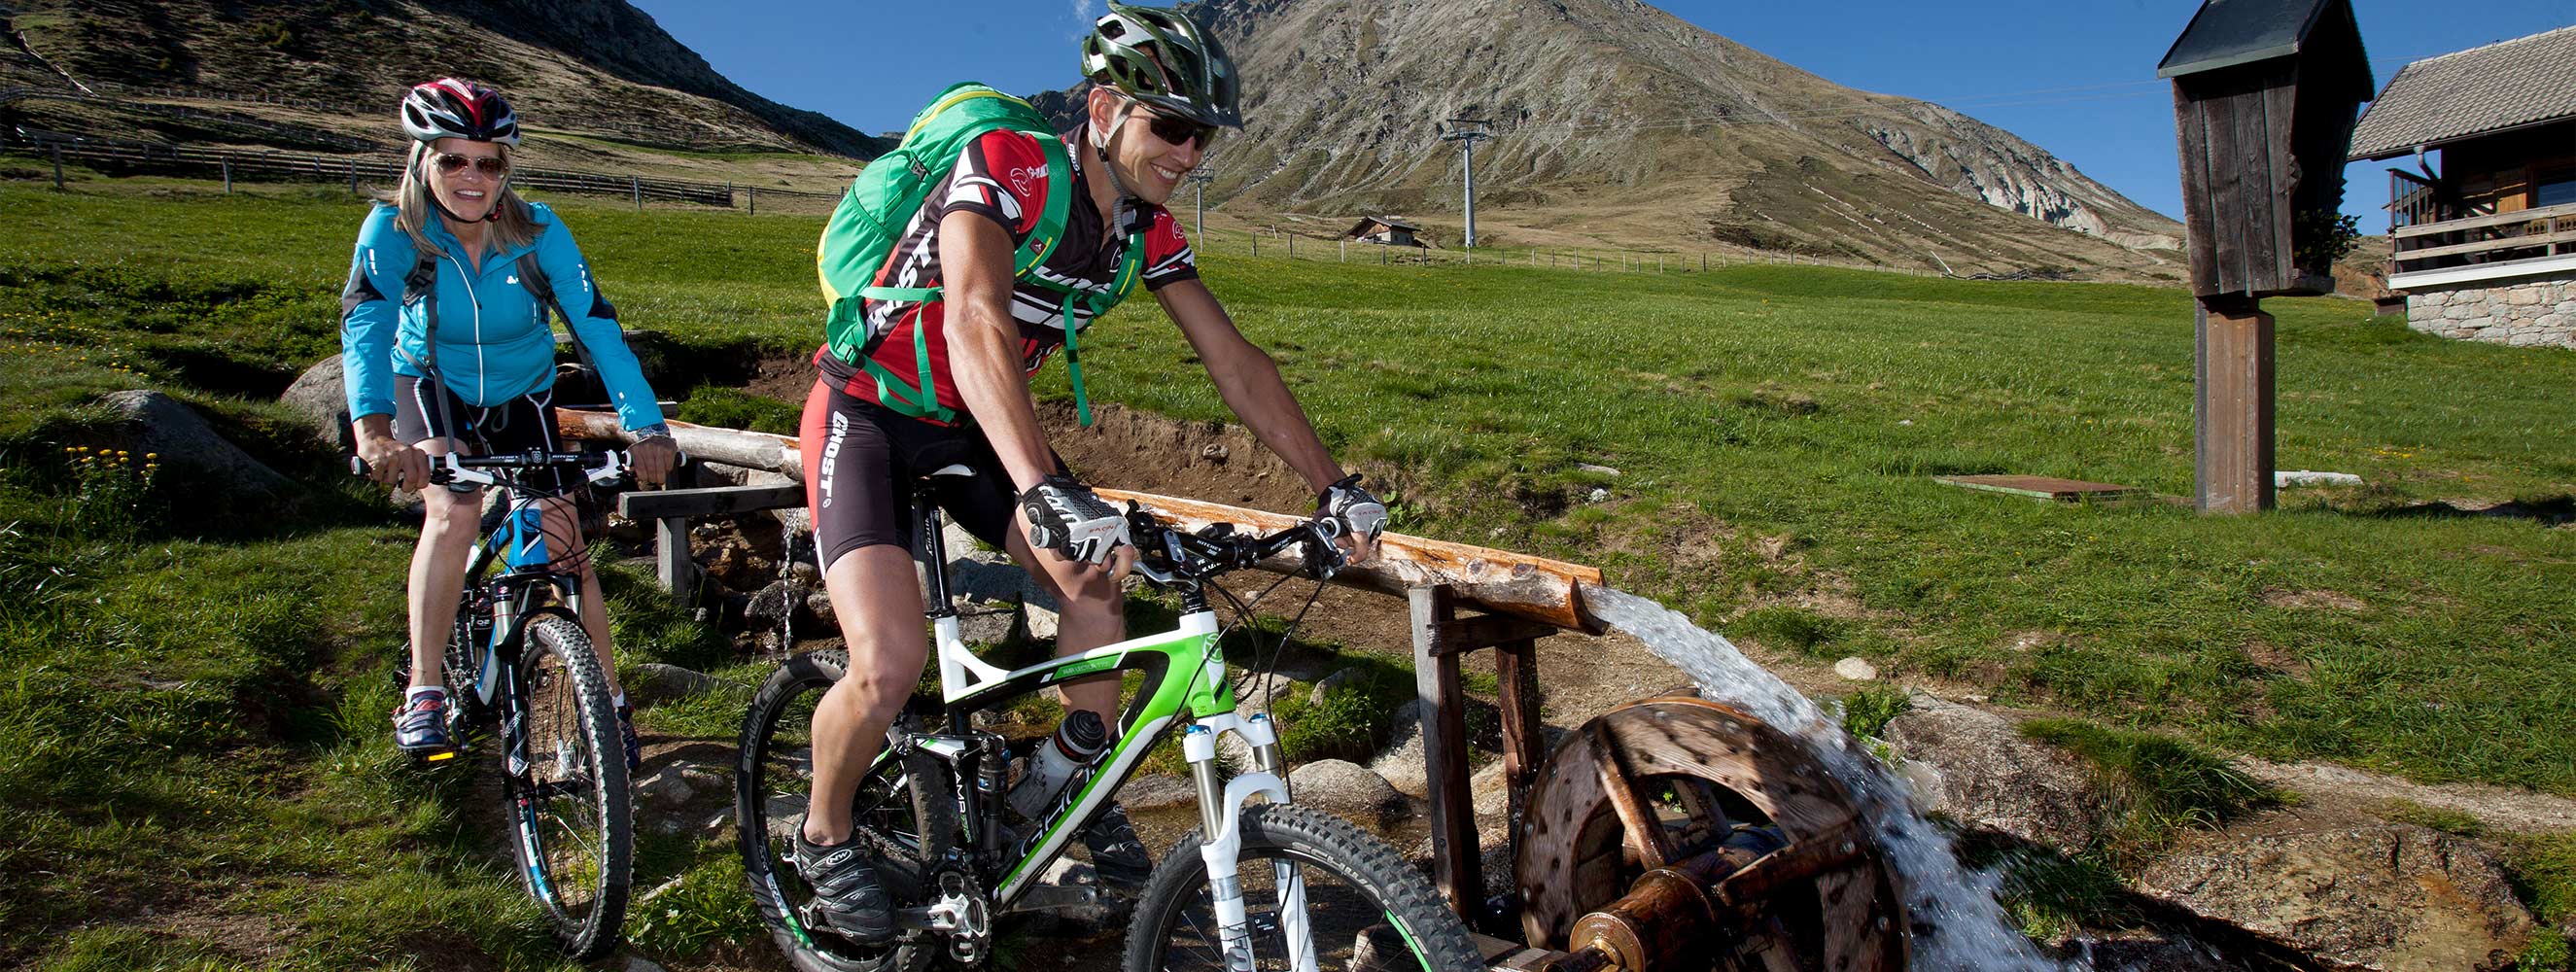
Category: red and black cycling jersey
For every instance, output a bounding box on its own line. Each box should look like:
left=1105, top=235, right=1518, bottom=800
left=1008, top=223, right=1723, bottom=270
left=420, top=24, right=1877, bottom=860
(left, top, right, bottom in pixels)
left=816, top=126, right=1199, bottom=422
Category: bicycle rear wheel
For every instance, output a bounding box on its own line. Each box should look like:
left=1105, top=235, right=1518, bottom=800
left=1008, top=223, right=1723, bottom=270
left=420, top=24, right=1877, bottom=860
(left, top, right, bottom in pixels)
left=1123, top=804, right=1483, bottom=972
left=507, top=613, right=632, bottom=958
left=738, top=648, right=957, bottom=972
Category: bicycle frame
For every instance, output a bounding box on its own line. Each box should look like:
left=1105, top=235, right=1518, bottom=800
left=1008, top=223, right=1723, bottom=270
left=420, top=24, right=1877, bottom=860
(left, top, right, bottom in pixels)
left=890, top=478, right=1317, bottom=969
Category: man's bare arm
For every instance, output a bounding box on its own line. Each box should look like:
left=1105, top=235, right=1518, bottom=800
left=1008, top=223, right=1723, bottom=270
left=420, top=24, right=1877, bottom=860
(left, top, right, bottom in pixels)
left=939, top=210, right=1058, bottom=493
left=1156, top=279, right=1346, bottom=494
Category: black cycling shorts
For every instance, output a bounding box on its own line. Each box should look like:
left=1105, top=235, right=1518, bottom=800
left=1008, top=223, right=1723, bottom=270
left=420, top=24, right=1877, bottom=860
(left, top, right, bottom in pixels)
left=799, top=379, right=1058, bottom=573
left=393, top=374, right=570, bottom=492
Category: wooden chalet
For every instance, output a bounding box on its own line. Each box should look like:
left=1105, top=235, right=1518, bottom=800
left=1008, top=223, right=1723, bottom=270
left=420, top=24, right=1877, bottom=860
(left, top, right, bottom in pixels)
left=1341, top=215, right=1427, bottom=248
left=2350, top=25, right=2576, bottom=348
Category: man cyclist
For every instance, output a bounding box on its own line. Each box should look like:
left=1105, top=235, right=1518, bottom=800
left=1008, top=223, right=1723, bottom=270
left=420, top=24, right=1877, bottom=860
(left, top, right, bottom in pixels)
left=792, top=4, right=1388, bottom=941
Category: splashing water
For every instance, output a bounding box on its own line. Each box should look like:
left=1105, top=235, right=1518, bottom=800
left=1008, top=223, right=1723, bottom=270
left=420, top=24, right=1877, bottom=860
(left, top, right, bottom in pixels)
left=1582, top=584, right=2078, bottom=971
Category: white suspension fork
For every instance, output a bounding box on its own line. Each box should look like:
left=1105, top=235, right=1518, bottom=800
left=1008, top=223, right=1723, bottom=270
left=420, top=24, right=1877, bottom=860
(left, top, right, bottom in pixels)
left=1183, top=711, right=1319, bottom=972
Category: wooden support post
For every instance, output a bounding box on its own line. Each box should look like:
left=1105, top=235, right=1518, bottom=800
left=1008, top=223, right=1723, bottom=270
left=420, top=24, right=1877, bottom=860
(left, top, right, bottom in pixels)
left=1496, top=635, right=1544, bottom=862
left=2194, top=295, right=2276, bottom=513
left=222, top=156, right=232, bottom=193
left=1410, top=585, right=1482, bottom=920
left=51, top=145, right=63, bottom=191
left=348, top=158, right=358, bottom=195
left=632, top=176, right=643, bottom=211
left=1340, top=239, right=1346, bottom=262
left=655, top=516, right=697, bottom=603
left=748, top=186, right=757, bottom=215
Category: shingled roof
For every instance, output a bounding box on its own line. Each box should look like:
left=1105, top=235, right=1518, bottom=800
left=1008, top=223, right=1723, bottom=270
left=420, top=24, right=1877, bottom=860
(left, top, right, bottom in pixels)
left=2350, top=25, right=2576, bottom=160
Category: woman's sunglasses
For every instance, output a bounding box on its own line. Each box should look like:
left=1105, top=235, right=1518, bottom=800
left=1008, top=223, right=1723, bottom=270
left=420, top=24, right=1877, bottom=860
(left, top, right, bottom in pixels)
left=430, top=153, right=508, bottom=177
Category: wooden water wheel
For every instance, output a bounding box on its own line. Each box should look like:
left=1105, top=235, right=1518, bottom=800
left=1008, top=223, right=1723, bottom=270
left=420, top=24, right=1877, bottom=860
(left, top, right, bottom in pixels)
left=1515, top=697, right=1909, bottom=972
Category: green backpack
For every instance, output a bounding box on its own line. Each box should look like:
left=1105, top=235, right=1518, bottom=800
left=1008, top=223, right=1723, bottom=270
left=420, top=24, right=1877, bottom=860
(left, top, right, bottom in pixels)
left=816, top=82, right=1144, bottom=427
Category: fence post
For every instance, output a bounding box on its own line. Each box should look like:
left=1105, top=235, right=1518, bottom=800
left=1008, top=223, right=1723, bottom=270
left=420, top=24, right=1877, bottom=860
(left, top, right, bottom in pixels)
left=1289, top=235, right=1295, bottom=259
left=222, top=156, right=232, bottom=193
left=1340, top=239, right=1346, bottom=262
left=748, top=187, right=756, bottom=216
left=1251, top=237, right=1257, bottom=258
left=52, top=144, right=64, bottom=191
left=632, top=176, right=642, bottom=211
left=348, top=159, right=358, bottom=196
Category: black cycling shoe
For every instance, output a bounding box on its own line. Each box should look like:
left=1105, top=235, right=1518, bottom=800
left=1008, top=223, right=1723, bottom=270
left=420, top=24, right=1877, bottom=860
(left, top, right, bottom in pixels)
left=794, top=830, right=895, bottom=943
left=1082, top=801, right=1154, bottom=888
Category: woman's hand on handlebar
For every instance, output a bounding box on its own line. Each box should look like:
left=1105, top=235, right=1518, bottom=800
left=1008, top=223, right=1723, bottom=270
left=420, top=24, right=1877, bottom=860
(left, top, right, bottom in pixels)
left=626, top=431, right=678, bottom=487
left=353, top=420, right=431, bottom=492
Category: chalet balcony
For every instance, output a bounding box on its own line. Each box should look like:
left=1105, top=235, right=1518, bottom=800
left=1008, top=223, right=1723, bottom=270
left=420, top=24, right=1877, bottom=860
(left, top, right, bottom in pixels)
left=2387, top=173, right=2576, bottom=289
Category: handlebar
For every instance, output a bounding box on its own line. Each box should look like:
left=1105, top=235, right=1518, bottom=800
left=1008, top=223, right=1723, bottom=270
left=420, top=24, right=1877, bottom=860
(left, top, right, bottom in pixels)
left=1125, top=504, right=1344, bottom=586
left=348, top=449, right=638, bottom=489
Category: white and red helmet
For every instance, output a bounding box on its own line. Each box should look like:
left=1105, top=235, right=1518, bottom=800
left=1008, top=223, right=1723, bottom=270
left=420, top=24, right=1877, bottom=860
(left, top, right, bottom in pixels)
left=400, top=78, right=520, bottom=146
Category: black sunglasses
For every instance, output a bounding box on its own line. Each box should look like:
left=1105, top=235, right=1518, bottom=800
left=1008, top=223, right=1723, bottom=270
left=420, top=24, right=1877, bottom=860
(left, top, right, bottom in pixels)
left=1134, top=107, right=1219, bottom=151
left=430, top=152, right=507, bottom=177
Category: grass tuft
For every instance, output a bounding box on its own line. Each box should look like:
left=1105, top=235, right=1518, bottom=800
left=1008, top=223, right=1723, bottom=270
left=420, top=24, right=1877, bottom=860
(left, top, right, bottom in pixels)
left=2021, top=718, right=2280, bottom=863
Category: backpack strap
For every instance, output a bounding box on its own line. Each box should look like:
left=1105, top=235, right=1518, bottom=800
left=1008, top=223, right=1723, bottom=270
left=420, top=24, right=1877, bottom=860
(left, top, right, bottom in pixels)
left=1049, top=230, right=1148, bottom=428
left=512, top=250, right=607, bottom=386
left=400, top=248, right=464, bottom=454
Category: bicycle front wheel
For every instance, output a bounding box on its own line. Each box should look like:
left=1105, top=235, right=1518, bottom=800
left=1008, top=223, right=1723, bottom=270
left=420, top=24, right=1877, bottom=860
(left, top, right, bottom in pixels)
left=508, top=613, right=632, bottom=958
left=1123, top=804, right=1483, bottom=972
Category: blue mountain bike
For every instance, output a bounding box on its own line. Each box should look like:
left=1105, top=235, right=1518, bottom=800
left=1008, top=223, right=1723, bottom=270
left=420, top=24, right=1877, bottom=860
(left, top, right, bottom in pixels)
left=362, top=448, right=637, bottom=958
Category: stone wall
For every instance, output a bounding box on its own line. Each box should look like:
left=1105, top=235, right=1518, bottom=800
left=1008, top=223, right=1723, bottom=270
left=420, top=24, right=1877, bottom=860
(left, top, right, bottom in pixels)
left=2404, top=275, right=2576, bottom=349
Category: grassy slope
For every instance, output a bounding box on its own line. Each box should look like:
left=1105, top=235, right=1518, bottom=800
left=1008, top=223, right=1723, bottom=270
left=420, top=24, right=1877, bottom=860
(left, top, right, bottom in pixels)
left=1, top=179, right=2569, bottom=964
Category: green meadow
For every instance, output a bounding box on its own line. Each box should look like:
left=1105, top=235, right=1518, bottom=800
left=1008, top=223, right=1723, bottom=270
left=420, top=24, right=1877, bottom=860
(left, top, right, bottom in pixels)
left=1, top=177, right=2570, bottom=966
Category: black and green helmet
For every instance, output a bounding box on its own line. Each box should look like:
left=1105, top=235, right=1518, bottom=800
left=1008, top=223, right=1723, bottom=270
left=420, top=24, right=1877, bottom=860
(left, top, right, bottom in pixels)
left=1081, top=3, right=1244, bottom=128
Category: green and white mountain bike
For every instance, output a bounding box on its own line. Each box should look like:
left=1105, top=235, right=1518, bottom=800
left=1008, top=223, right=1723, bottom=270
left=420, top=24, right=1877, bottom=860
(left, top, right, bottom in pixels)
left=736, top=468, right=1482, bottom=971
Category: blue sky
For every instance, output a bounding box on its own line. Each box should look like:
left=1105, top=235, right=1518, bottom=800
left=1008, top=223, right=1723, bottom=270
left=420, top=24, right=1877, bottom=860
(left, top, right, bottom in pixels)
left=630, top=0, right=2573, bottom=228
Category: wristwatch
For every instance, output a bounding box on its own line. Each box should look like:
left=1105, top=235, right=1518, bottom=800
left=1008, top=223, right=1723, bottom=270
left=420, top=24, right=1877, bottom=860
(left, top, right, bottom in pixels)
left=630, top=422, right=673, bottom=441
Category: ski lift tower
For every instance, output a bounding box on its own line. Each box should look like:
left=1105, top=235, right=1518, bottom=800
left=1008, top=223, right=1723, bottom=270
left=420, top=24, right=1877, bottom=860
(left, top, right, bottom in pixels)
left=1441, top=119, right=1494, bottom=250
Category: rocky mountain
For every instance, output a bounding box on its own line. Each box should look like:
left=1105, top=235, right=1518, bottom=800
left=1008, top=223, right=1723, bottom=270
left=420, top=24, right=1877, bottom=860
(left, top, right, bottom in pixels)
left=2, top=0, right=883, bottom=158
left=1050, top=0, right=2185, bottom=277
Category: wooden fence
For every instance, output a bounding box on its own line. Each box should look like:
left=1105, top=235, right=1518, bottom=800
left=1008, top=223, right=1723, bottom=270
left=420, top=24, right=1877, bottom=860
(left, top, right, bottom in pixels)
left=8, top=127, right=844, bottom=210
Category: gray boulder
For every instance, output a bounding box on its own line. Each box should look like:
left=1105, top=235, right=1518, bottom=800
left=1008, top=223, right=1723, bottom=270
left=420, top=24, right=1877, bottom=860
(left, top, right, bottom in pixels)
left=278, top=355, right=353, bottom=452
left=1368, top=700, right=1430, bottom=799
left=1289, top=759, right=1409, bottom=826
left=2135, top=824, right=2536, bottom=971
left=95, top=390, right=296, bottom=504
left=628, top=662, right=732, bottom=706
left=1120, top=773, right=1198, bottom=812
left=1880, top=692, right=2115, bottom=852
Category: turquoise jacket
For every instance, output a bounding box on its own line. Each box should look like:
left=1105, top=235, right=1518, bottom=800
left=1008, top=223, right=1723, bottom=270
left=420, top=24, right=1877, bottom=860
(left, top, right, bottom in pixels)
left=338, top=201, right=664, bottom=433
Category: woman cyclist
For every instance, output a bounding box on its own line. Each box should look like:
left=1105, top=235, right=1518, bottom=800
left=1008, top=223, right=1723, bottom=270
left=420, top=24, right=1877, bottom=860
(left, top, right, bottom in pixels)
left=339, top=78, right=677, bottom=767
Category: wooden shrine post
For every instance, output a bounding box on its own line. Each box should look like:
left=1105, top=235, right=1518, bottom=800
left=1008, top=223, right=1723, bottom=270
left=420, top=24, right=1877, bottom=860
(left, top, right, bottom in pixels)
left=2158, top=0, right=2372, bottom=513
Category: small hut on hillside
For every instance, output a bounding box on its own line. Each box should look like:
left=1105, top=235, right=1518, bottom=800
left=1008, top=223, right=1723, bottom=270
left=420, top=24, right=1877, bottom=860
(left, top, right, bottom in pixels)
left=1341, top=216, right=1428, bottom=248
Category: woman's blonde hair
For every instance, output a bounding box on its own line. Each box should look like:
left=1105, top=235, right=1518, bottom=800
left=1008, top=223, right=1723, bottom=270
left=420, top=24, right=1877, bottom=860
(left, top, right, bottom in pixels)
left=379, top=140, right=539, bottom=257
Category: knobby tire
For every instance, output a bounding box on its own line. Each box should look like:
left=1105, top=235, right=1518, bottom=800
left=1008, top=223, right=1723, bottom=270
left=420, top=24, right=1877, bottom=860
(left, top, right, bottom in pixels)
left=1122, top=804, right=1483, bottom=972
left=510, top=613, right=632, bottom=959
